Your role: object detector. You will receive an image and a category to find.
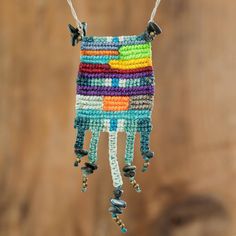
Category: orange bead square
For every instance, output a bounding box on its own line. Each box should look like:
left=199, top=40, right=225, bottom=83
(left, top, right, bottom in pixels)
left=103, top=96, right=130, bottom=111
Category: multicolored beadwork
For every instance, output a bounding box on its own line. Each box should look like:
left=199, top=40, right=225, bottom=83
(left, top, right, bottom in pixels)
left=75, top=36, right=155, bottom=174
left=73, top=33, right=158, bottom=232
left=66, top=0, right=163, bottom=233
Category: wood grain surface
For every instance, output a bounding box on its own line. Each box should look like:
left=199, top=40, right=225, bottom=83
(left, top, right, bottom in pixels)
left=0, top=0, right=236, bottom=236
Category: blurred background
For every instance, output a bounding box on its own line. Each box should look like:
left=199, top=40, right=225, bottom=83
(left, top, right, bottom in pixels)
left=0, top=0, right=236, bottom=235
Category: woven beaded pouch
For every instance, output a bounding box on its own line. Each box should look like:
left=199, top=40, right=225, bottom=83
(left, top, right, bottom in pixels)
left=67, top=0, right=162, bottom=233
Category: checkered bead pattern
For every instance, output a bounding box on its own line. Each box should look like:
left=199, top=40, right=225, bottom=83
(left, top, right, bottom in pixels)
left=74, top=34, right=155, bottom=188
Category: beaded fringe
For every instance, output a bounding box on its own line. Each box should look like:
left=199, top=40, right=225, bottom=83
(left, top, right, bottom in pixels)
left=74, top=34, right=156, bottom=233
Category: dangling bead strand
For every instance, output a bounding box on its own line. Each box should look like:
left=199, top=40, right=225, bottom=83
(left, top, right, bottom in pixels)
left=74, top=149, right=88, bottom=167
left=74, top=157, right=81, bottom=167
left=142, top=151, right=154, bottom=172
left=112, top=214, right=127, bottom=233
left=81, top=162, right=98, bottom=192
left=123, top=165, right=141, bottom=193
left=109, top=188, right=128, bottom=233
left=74, top=130, right=88, bottom=167
left=142, top=160, right=150, bottom=172
left=129, top=177, right=141, bottom=192
left=81, top=175, right=88, bottom=192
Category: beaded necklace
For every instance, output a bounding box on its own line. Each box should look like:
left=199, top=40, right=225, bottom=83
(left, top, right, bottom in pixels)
left=66, top=0, right=162, bottom=232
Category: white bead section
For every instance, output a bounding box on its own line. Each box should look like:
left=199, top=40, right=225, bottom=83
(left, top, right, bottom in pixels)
left=75, top=95, right=103, bottom=110
left=119, top=36, right=124, bottom=42
left=109, top=132, right=123, bottom=188
left=117, top=119, right=125, bottom=131
left=119, top=79, right=126, bottom=88
left=102, top=119, right=126, bottom=132
left=104, top=78, right=112, bottom=87
left=103, top=119, right=110, bottom=132
left=107, top=37, right=113, bottom=43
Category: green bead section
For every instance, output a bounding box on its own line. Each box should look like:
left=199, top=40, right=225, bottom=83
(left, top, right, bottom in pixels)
left=119, top=43, right=152, bottom=60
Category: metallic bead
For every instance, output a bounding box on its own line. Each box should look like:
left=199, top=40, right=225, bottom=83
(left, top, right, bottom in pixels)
left=150, top=31, right=155, bottom=36
left=111, top=199, right=127, bottom=208
left=74, top=158, right=81, bottom=167
left=123, top=165, right=136, bottom=178
left=129, top=178, right=142, bottom=192
left=142, top=160, right=150, bottom=172
left=109, top=206, right=123, bottom=215
left=81, top=176, right=88, bottom=192
left=144, top=21, right=162, bottom=42
left=68, top=22, right=87, bottom=46
left=121, top=227, right=128, bottom=233
left=113, top=188, right=123, bottom=199
left=81, top=166, right=93, bottom=175
left=142, top=151, right=154, bottom=159
left=122, top=165, right=136, bottom=172
left=85, top=162, right=98, bottom=171
left=124, top=171, right=135, bottom=177
left=147, top=21, right=162, bottom=35
left=75, top=149, right=88, bottom=157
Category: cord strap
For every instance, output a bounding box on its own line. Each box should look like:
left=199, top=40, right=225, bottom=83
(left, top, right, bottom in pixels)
left=66, top=0, right=162, bottom=28
left=149, top=0, right=161, bottom=22
left=66, top=0, right=83, bottom=32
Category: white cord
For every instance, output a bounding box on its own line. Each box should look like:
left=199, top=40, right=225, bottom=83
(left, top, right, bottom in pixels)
left=66, top=0, right=83, bottom=31
left=66, top=0, right=162, bottom=30
left=149, top=0, right=162, bottom=22
left=109, top=132, right=123, bottom=188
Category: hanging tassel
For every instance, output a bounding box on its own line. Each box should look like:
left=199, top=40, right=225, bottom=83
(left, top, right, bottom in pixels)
left=142, top=151, right=154, bottom=172
left=123, top=165, right=141, bottom=193
left=124, top=132, right=136, bottom=164
left=140, top=130, right=154, bottom=172
left=81, top=162, right=98, bottom=192
left=88, top=131, right=100, bottom=163
left=108, top=132, right=123, bottom=188
left=109, top=188, right=128, bottom=233
left=108, top=133, right=128, bottom=232
left=74, top=129, right=88, bottom=167
left=123, top=132, right=142, bottom=192
left=76, top=130, right=99, bottom=192
left=80, top=131, right=100, bottom=192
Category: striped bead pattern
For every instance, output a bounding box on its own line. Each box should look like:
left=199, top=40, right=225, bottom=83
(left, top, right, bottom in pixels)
left=74, top=34, right=155, bottom=189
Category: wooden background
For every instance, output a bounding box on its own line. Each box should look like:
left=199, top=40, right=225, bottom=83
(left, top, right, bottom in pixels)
left=0, top=0, right=236, bottom=235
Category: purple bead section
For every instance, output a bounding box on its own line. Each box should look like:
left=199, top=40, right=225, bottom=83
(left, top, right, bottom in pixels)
left=78, top=71, right=154, bottom=79
left=77, top=86, right=154, bottom=96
